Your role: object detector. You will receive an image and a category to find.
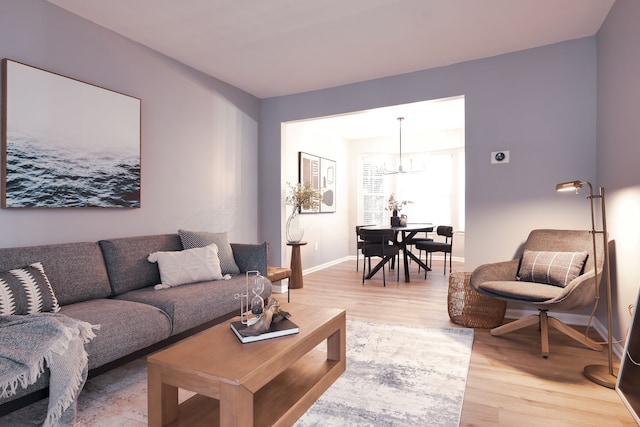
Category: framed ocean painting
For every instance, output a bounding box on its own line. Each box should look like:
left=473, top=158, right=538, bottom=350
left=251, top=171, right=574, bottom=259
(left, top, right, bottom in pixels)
left=1, top=59, right=141, bottom=208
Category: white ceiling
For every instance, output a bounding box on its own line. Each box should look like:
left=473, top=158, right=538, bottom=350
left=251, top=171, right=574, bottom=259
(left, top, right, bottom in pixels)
left=46, top=0, right=614, bottom=99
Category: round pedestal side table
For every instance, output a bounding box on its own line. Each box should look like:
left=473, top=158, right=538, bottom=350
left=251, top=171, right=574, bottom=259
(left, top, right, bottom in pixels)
left=286, top=242, right=307, bottom=289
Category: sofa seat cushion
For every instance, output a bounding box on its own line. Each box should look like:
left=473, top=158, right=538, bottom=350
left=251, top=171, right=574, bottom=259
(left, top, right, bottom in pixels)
left=476, top=280, right=563, bottom=303
left=99, top=234, right=183, bottom=296
left=0, top=367, right=49, bottom=406
left=115, top=276, right=272, bottom=335
left=60, top=299, right=172, bottom=370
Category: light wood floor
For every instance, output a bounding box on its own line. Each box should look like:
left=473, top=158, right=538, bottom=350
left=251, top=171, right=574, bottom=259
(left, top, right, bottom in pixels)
left=286, top=259, right=636, bottom=427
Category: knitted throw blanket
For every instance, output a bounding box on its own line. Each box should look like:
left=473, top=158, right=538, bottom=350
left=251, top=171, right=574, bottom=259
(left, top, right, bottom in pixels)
left=0, top=313, right=98, bottom=427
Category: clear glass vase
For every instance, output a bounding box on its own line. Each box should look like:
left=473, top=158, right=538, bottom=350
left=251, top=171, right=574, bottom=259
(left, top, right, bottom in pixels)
left=286, top=209, right=304, bottom=243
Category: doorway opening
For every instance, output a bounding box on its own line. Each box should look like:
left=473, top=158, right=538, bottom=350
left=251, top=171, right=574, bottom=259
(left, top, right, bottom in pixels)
left=282, top=95, right=465, bottom=267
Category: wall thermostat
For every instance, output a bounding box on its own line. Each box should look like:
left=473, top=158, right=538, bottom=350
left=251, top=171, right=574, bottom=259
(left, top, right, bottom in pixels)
left=491, top=150, right=510, bottom=164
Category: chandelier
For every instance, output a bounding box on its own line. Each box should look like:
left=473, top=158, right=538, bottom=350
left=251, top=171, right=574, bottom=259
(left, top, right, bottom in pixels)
left=382, top=117, right=424, bottom=174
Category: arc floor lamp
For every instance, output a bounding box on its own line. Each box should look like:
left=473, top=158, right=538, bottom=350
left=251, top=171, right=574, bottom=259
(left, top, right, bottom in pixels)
left=556, top=180, right=617, bottom=388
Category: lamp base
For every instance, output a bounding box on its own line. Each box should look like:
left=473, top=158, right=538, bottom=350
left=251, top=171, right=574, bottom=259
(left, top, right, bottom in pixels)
left=583, top=364, right=617, bottom=389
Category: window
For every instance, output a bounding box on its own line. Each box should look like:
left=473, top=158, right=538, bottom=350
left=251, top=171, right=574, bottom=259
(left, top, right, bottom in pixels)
left=361, top=157, right=385, bottom=225
left=359, top=149, right=465, bottom=231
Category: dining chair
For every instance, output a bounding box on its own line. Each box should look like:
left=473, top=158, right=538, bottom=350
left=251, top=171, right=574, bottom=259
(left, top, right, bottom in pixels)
left=414, top=226, right=454, bottom=276
left=360, top=228, right=400, bottom=286
left=355, top=224, right=377, bottom=271
left=405, top=231, right=433, bottom=273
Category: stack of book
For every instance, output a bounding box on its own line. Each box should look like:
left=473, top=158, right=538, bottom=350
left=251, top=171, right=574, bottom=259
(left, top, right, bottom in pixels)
left=230, top=318, right=299, bottom=343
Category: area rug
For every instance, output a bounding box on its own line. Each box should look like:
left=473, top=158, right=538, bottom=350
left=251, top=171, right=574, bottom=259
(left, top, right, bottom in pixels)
left=0, top=319, right=474, bottom=427
left=295, top=320, right=474, bottom=427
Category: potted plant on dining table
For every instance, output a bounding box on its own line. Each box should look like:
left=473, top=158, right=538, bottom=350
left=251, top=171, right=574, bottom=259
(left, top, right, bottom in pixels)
left=386, top=193, right=412, bottom=226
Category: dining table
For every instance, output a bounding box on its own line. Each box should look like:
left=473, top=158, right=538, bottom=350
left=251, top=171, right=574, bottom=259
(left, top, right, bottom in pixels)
left=361, top=223, right=434, bottom=283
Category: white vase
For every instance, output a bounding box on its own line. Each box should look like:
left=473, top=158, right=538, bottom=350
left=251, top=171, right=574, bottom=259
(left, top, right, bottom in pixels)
left=286, top=210, right=304, bottom=243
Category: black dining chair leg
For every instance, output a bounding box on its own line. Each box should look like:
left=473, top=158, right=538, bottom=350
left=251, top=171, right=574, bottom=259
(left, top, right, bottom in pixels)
left=444, top=252, right=447, bottom=274
left=424, top=251, right=431, bottom=279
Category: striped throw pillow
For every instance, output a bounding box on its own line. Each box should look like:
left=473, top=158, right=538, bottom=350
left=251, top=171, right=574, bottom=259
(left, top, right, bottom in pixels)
left=517, top=250, right=588, bottom=288
left=0, top=262, right=61, bottom=315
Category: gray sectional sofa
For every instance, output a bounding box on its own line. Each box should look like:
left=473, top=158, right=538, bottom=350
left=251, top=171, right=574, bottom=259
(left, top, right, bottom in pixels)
left=0, top=232, right=271, bottom=414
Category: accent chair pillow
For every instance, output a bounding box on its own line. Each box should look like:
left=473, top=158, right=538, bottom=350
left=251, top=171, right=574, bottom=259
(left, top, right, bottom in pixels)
left=178, top=229, right=240, bottom=275
left=517, top=250, right=588, bottom=288
left=148, top=244, right=225, bottom=289
left=0, top=262, right=61, bottom=316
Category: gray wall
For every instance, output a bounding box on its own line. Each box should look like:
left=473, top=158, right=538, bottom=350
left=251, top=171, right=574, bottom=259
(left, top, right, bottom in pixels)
left=260, top=38, right=597, bottom=273
left=597, top=0, right=640, bottom=341
left=0, top=0, right=261, bottom=247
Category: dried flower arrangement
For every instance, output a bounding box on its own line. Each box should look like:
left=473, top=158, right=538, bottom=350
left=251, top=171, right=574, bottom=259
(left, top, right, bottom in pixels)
left=286, top=182, right=322, bottom=211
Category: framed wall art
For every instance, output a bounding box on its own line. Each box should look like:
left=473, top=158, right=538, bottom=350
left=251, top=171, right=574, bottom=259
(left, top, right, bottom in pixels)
left=298, top=151, right=320, bottom=214
left=1, top=59, right=141, bottom=208
left=298, top=151, right=336, bottom=214
left=320, top=157, right=336, bottom=213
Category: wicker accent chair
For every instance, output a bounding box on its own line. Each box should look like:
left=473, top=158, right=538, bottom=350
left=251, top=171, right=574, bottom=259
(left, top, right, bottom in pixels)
left=470, top=229, right=605, bottom=358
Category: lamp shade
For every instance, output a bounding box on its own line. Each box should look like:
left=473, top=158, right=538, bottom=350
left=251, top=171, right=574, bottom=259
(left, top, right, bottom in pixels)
left=556, top=180, right=584, bottom=192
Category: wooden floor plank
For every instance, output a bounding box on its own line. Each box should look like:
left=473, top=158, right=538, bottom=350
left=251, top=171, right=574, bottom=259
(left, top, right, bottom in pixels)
left=288, top=259, right=636, bottom=426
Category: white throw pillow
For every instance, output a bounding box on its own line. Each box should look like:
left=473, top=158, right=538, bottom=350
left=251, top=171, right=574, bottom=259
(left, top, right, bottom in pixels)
left=148, top=244, right=225, bottom=289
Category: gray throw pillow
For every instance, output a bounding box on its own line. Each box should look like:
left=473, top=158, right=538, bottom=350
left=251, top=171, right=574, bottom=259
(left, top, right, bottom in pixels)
left=231, top=242, right=268, bottom=276
left=517, top=250, right=588, bottom=288
left=0, top=262, right=61, bottom=315
left=178, top=229, right=240, bottom=275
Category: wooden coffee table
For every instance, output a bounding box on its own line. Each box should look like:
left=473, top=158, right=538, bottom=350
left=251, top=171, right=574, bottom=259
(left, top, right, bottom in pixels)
left=147, top=303, right=346, bottom=427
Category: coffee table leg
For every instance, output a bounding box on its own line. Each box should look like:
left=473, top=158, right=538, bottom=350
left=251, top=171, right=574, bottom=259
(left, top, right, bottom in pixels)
left=148, top=363, right=178, bottom=426
left=220, top=382, right=253, bottom=427
left=327, top=323, right=346, bottom=362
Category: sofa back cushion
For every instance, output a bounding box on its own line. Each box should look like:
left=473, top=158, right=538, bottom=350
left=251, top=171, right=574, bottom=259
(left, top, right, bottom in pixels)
left=0, top=242, right=111, bottom=306
left=99, top=234, right=183, bottom=295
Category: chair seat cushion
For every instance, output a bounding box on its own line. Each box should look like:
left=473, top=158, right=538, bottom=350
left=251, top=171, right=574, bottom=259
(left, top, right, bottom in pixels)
left=363, top=245, right=399, bottom=257
left=477, top=280, right=562, bottom=302
left=415, top=241, right=451, bottom=251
